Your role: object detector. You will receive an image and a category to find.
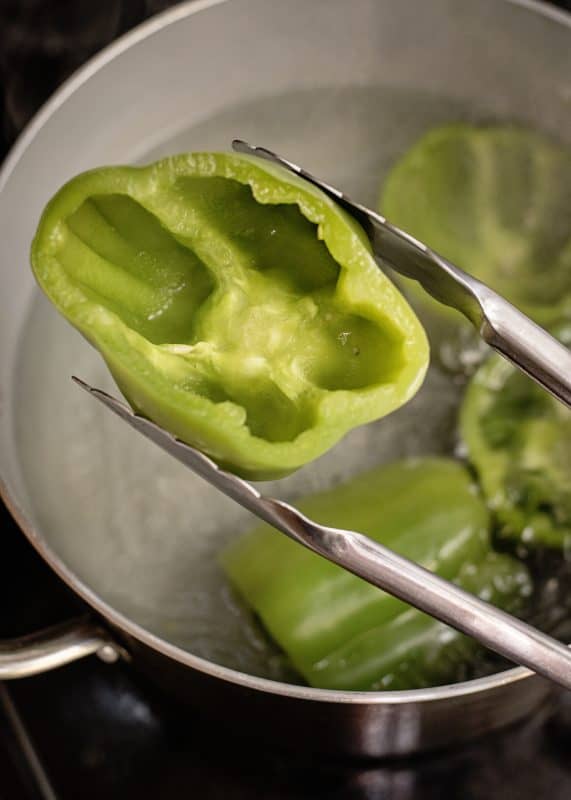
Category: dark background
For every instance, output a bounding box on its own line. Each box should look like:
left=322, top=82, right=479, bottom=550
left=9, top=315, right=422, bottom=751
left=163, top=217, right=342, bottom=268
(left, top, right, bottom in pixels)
left=1, top=1, right=571, bottom=798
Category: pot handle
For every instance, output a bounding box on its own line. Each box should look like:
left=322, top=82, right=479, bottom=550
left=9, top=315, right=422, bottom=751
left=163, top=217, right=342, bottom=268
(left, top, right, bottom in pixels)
left=0, top=617, right=124, bottom=679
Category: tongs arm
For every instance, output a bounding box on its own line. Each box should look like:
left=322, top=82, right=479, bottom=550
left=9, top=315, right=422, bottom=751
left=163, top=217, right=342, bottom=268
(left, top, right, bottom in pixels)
left=366, top=219, right=571, bottom=408
left=74, top=378, right=571, bottom=693
left=233, top=140, right=571, bottom=408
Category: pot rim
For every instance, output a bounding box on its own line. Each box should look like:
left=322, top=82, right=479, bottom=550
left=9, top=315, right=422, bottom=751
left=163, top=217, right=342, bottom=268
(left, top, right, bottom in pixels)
left=1, top=0, right=568, bottom=706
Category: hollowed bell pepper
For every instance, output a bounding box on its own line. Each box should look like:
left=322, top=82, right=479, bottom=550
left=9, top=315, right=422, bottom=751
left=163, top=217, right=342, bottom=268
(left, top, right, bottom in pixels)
left=460, top=323, right=571, bottom=549
left=221, top=458, right=531, bottom=690
left=31, top=153, right=429, bottom=479
left=381, top=124, right=571, bottom=326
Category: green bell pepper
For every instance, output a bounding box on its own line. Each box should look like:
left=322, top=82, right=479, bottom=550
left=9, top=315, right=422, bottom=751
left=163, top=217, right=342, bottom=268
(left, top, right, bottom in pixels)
left=221, top=458, right=532, bottom=690
left=31, top=153, right=429, bottom=480
left=460, top=323, right=571, bottom=549
left=307, top=552, right=530, bottom=690
left=380, top=124, right=571, bottom=326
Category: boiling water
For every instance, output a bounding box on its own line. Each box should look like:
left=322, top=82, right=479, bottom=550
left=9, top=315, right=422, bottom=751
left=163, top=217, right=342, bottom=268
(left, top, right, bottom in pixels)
left=14, top=85, right=569, bottom=683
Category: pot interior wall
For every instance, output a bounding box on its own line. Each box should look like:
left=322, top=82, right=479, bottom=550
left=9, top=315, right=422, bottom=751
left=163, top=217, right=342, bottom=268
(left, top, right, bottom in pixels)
left=2, top=0, right=570, bottom=684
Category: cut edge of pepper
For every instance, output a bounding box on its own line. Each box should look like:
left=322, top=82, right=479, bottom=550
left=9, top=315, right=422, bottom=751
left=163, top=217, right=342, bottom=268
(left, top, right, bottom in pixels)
left=31, top=152, right=430, bottom=479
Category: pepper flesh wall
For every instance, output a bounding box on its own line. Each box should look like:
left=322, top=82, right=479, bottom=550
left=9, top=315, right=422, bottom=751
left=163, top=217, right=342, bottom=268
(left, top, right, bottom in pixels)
left=32, top=153, right=429, bottom=479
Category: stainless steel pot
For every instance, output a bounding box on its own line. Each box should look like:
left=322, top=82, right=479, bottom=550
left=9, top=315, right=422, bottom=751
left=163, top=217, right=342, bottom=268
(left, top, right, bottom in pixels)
left=1, top=0, right=569, bottom=759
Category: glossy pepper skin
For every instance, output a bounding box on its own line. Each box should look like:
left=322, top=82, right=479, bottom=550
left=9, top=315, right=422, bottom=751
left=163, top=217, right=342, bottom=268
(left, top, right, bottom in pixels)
left=460, top=323, right=571, bottom=550
left=31, top=153, right=429, bottom=480
left=380, top=124, right=571, bottom=326
left=221, top=458, right=532, bottom=690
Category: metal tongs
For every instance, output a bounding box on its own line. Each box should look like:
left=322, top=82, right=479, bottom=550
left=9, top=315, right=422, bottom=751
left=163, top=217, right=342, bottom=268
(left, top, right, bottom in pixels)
left=75, top=141, right=571, bottom=692
left=233, top=141, right=571, bottom=408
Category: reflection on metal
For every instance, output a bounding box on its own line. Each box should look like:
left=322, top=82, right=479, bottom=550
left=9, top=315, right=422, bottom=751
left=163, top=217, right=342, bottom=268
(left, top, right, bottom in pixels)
left=0, top=618, right=120, bottom=680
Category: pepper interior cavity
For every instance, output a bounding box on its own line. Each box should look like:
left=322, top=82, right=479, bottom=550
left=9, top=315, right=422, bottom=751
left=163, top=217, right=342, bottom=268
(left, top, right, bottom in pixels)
left=32, top=153, right=429, bottom=478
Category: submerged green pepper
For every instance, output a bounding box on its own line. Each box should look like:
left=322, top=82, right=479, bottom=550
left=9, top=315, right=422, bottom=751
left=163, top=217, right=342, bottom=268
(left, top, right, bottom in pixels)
left=221, top=458, right=531, bottom=690
left=381, top=124, right=571, bottom=325
left=460, top=323, right=571, bottom=549
left=31, top=153, right=428, bottom=480
left=308, top=553, right=530, bottom=690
